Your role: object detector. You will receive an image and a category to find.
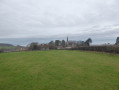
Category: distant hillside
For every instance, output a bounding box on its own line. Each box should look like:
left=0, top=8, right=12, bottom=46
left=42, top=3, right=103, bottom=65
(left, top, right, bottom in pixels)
left=0, top=43, right=15, bottom=50
left=0, top=43, right=14, bottom=47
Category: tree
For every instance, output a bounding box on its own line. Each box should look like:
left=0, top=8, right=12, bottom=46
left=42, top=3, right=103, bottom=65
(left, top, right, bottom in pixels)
left=115, top=37, right=119, bottom=45
left=61, top=40, right=65, bottom=47
left=49, top=41, right=54, bottom=45
left=55, top=40, right=60, bottom=46
left=85, top=38, right=92, bottom=46
left=48, top=41, right=56, bottom=49
left=78, top=41, right=85, bottom=46
left=29, top=42, right=39, bottom=50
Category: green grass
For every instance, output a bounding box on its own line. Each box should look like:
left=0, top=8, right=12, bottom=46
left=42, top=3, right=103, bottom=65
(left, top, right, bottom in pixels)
left=0, top=50, right=119, bottom=90
left=0, top=46, right=15, bottom=49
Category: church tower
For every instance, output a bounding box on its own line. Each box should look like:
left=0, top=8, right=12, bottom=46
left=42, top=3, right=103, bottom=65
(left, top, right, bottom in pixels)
left=66, top=36, right=69, bottom=47
left=67, top=36, right=68, bottom=42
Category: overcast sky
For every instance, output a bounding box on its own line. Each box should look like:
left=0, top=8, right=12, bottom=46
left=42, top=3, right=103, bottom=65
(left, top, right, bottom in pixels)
left=0, top=0, right=119, bottom=44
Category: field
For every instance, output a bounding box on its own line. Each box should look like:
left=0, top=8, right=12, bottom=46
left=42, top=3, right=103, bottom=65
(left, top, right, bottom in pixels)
left=0, top=46, right=15, bottom=50
left=0, top=50, right=119, bottom=90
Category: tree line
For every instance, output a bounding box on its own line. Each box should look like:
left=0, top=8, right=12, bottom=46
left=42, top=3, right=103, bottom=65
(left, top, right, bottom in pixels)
left=28, top=38, right=92, bottom=50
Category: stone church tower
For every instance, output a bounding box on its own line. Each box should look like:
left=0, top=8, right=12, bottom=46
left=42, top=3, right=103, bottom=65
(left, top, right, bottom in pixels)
left=66, top=36, right=69, bottom=47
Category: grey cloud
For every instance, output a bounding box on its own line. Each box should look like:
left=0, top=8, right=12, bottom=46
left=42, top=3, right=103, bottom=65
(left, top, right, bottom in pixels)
left=0, top=0, right=119, bottom=44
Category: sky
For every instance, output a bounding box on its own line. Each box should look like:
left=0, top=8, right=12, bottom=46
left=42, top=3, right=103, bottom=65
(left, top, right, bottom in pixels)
left=0, top=0, right=119, bottom=45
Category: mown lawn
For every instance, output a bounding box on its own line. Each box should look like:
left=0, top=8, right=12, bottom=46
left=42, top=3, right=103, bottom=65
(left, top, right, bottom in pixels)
left=0, top=50, right=119, bottom=90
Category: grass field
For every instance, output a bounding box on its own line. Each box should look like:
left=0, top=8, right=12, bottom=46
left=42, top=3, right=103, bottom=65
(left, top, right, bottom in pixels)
left=0, top=46, right=15, bottom=50
left=0, top=50, right=119, bottom=90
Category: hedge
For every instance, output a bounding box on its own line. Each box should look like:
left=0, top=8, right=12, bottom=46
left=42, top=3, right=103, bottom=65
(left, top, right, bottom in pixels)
left=71, top=45, right=119, bottom=54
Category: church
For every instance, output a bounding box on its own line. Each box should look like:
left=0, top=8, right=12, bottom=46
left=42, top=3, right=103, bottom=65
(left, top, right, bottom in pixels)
left=65, top=36, right=77, bottom=48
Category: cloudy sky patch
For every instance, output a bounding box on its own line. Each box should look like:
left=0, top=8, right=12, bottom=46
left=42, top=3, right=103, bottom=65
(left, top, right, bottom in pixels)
left=0, top=0, right=119, bottom=44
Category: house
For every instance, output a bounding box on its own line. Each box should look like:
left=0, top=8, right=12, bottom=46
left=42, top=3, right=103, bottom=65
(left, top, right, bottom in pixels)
left=16, top=46, right=27, bottom=51
left=39, top=44, right=49, bottom=51
left=57, top=46, right=64, bottom=49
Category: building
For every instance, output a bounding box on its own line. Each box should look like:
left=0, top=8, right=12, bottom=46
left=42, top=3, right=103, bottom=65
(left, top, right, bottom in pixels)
left=66, top=36, right=69, bottom=47
left=57, top=46, right=64, bottom=49
left=66, top=36, right=71, bottom=49
left=39, top=44, right=49, bottom=51
left=65, top=36, right=77, bottom=49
